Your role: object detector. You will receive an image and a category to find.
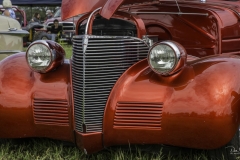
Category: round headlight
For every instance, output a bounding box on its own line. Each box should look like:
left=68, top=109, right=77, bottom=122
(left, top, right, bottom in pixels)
left=148, top=41, right=186, bottom=76
left=26, top=40, right=65, bottom=73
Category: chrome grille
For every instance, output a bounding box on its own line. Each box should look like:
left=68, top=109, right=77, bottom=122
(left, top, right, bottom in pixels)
left=72, top=35, right=149, bottom=133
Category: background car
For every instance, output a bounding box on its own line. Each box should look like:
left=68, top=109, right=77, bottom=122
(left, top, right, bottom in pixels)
left=0, top=5, right=27, bottom=27
left=0, top=14, right=28, bottom=59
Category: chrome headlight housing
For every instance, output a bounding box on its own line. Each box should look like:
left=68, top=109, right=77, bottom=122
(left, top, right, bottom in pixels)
left=26, top=40, right=65, bottom=73
left=148, top=41, right=187, bottom=76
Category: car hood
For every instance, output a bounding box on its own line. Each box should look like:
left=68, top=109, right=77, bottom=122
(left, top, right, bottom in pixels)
left=61, top=0, right=154, bottom=20
left=62, top=0, right=240, bottom=20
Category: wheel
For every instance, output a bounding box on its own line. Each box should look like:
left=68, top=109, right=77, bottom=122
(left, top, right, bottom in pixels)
left=209, top=128, right=239, bottom=160
left=33, top=31, right=50, bottom=41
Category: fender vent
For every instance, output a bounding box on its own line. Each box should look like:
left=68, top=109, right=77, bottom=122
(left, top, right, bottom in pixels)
left=114, top=102, right=163, bottom=129
left=33, top=99, right=69, bottom=126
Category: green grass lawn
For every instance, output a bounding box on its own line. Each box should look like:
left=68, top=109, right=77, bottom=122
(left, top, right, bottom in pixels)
left=63, top=44, right=72, bottom=59
left=0, top=138, right=213, bottom=160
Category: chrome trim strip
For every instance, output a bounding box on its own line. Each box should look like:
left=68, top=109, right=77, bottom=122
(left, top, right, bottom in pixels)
left=81, top=34, right=88, bottom=128
left=85, top=7, right=102, bottom=34
left=131, top=12, right=208, bottom=16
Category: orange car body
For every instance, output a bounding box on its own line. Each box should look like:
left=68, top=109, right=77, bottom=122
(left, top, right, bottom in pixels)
left=1, top=0, right=240, bottom=154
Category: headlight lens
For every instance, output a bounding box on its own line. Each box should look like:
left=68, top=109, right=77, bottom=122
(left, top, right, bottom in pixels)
left=26, top=40, right=66, bottom=73
left=149, top=44, right=176, bottom=74
left=27, top=43, right=52, bottom=72
left=148, top=41, right=186, bottom=76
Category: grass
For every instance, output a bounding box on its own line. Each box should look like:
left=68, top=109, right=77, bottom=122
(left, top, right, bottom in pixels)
left=0, top=138, right=212, bottom=160
left=63, top=44, right=72, bottom=59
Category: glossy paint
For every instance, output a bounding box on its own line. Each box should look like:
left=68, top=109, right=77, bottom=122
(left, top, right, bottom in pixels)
left=0, top=0, right=240, bottom=154
left=61, top=0, right=155, bottom=20
left=103, top=54, right=240, bottom=149
left=74, top=0, right=240, bottom=57
left=75, top=132, right=103, bottom=154
left=0, top=53, right=74, bottom=142
left=128, top=2, right=240, bottom=57
left=71, top=0, right=240, bottom=152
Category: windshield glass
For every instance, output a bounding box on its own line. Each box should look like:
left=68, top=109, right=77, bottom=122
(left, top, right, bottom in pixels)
left=54, top=9, right=61, bottom=18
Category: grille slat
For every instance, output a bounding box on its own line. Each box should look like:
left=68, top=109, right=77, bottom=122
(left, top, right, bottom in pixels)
left=73, top=35, right=149, bottom=133
left=85, top=44, right=148, bottom=49
left=73, top=38, right=142, bottom=42
left=72, top=67, right=128, bottom=73
left=73, top=59, right=146, bottom=64
left=73, top=49, right=149, bottom=54
left=73, top=54, right=146, bottom=59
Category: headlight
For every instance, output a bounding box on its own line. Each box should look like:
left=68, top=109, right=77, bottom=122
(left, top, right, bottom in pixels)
left=26, top=40, right=65, bottom=73
left=148, top=41, right=186, bottom=76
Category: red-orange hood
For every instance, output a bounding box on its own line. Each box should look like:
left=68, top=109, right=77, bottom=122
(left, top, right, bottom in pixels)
left=61, top=0, right=240, bottom=20
left=61, top=0, right=154, bottom=20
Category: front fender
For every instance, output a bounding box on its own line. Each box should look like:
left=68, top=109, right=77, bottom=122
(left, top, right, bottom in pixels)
left=0, top=53, right=74, bottom=142
left=103, top=55, right=240, bottom=149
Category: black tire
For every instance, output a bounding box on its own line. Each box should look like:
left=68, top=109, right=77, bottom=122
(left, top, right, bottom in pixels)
left=33, top=31, right=50, bottom=41
left=209, top=128, right=239, bottom=160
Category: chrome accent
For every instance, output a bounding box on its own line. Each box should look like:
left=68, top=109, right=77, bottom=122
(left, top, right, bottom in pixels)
left=131, top=12, right=208, bottom=16
left=8, top=28, right=17, bottom=31
left=72, top=35, right=149, bottom=133
left=174, top=0, right=181, bottom=13
left=85, top=7, right=102, bottom=34
left=143, top=35, right=154, bottom=46
left=162, top=41, right=181, bottom=62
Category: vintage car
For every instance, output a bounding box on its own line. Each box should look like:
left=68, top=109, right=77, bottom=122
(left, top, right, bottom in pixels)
left=0, top=5, right=27, bottom=27
left=0, top=14, right=28, bottom=59
left=1, top=0, right=240, bottom=159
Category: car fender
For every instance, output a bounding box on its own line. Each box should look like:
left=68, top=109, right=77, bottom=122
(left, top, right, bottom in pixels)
left=103, top=55, right=240, bottom=149
left=0, top=53, right=74, bottom=142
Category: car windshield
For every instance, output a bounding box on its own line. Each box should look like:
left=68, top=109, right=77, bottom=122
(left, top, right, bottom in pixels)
left=54, top=9, right=61, bottom=18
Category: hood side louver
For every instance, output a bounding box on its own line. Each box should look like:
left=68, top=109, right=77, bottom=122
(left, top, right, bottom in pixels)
left=114, top=102, right=163, bottom=129
left=33, top=98, right=69, bottom=126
